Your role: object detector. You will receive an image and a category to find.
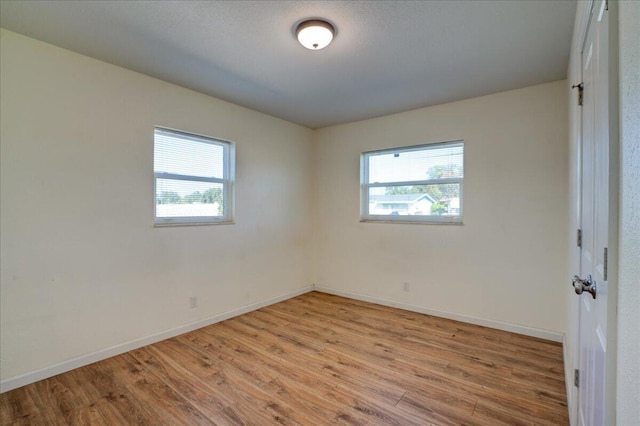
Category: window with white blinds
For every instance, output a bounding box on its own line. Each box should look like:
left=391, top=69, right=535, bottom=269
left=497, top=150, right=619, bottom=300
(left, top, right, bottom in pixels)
left=154, top=127, right=234, bottom=225
left=361, top=141, right=464, bottom=223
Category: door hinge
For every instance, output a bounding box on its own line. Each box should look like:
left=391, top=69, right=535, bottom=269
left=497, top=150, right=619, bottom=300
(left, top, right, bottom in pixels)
left=572, top=83, right=584, bottom=106
left=574, top=369, right=580, bottom=388
left=577, top=229, right=582, bottom=248
left=606, top=0, right=609, bottom=11
left=604, top=247, right=608, bottom=281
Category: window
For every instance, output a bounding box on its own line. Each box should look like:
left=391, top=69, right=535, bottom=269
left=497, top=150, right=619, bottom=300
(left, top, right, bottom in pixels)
left=154, top=127, right=234, bottom=225
left=361, top=140, right=463, bottom=223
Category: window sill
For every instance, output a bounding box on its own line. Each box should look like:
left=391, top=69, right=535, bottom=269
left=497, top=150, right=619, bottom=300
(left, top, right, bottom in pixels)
left=154, top=220, right=235, bottom=227
left=360, top=218, right=463, bottom=225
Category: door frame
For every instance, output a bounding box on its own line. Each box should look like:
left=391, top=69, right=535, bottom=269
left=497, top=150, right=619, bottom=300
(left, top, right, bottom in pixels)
left=567, top=1, right=619, bottom=424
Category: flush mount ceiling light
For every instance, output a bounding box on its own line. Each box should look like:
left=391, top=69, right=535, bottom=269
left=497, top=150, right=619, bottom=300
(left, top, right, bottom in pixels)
left=296, top=19, right=335, bottom=50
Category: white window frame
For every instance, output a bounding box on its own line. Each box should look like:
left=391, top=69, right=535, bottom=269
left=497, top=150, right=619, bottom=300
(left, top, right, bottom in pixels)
left=360, top=140, right=464, bottom=224
left=154, top=127, right=235, bottom=226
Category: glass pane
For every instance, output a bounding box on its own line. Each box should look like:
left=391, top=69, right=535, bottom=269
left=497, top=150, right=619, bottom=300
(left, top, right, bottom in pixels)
left=156, top=178, right=224, bottom=218
left=367, top=144, right=463, bottom=184
left=368, top=184, right=461, bottom=216
left=154, top=129, right=225, bottom=178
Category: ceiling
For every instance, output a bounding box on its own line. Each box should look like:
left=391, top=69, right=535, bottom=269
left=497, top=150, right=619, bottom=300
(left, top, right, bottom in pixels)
left=0, top=1, right=576, bottom=129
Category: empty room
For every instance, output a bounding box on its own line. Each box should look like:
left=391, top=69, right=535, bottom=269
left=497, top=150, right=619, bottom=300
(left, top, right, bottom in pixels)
left=1, top=1, right=638, bottom=425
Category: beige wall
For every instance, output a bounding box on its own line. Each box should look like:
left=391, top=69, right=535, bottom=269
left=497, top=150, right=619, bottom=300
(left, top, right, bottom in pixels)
left=314, top=81, right=569, bottom=335
left=0, top=29, right=314, bottom=384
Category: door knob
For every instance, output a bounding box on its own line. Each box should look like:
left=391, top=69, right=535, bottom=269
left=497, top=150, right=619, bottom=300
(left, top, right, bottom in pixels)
left=572, top=275, right=597, bottom=299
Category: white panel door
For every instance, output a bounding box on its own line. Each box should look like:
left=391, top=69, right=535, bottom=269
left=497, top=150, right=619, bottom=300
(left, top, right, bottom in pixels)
left=576, top=1, right=610, bottom=425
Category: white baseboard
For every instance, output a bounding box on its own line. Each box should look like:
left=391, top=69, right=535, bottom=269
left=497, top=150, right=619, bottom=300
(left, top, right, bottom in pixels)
left=0, top=285, right=314, bottom=394
left=313, top=286, right=564, bottom=342
left=2, top=284, right=564, bottom=393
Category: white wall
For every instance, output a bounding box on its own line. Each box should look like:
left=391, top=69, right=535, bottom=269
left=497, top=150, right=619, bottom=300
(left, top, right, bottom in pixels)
left=314, top=81, right=569, bottom=336
left=0, top=29, right=314, bottom=387
left=617, top=1, right=640, bottom=422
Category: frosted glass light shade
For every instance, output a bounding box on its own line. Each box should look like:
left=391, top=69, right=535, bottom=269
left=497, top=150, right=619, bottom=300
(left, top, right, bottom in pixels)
left=296, top=20, right=334, bottom=50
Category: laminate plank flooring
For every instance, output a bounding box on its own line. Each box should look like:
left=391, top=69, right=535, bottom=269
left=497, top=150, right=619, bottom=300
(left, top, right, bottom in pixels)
left=0, top=292, right=569, bottom=425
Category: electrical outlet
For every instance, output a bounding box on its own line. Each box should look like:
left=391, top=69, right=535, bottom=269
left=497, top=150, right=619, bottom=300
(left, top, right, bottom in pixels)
left=189, top=296, right=198, bottom=309
left=403, top=282, right=410, bottom=292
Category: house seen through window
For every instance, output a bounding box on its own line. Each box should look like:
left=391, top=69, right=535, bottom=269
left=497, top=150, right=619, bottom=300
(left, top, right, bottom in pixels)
left=361, top=141, right=464, bottom=223
left=154, top=127, right=234, bottom=225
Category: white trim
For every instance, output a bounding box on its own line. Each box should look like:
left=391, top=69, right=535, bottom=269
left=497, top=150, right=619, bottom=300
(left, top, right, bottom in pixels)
left=574, top=0, right=594, bottom=54
left=0, top=286, right=314, bottom=394
left=360, top=140, right=464, bottom=224
left=153, top=126, right=235, bottom=225
left=361, top=216, right=463, bottom=225
left=563, top=332, right=576, bottom=426
left=566, top=2, right=594, bottom=424
left=313, top=286, right=564, bottom=342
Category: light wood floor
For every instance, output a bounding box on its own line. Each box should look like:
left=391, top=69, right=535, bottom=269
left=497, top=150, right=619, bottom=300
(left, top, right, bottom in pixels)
left=1, top=292, right=568, bottom=425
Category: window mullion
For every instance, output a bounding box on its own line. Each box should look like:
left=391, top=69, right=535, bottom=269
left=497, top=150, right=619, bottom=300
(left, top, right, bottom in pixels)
left=154, top=172, right=226, bottom=184
left=367, top=178, right=461, bottom=188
